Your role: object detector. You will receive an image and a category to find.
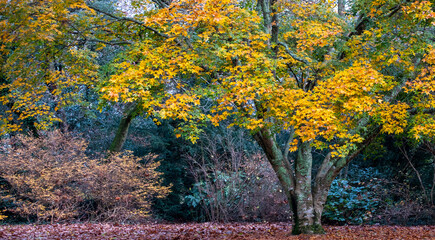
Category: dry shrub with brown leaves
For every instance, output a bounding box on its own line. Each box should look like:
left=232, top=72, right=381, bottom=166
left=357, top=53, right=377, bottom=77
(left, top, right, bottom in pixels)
left=0, top=130, right=170, bottom=223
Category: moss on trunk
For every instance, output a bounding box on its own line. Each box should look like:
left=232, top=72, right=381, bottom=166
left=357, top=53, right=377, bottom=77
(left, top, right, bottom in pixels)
left=108, top=103, right=137, bottom=153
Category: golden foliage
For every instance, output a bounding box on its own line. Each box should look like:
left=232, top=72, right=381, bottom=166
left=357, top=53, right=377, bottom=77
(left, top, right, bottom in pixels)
left=0, top=0, right=98, bottom=134
left=1, top=0, right=434, bottom=154
left=99, top=0, right=435, bottom=156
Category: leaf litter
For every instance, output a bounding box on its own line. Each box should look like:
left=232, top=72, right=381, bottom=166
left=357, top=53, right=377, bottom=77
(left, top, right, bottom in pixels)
left=0, top=223, right=434, bottom=239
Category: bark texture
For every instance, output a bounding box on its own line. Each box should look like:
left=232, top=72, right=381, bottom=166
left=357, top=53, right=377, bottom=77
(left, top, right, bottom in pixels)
left=108, top=102, right=138, bottom=153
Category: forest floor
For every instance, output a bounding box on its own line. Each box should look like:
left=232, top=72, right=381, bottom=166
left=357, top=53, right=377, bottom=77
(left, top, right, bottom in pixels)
left=0, top=222, right=434, bottom=239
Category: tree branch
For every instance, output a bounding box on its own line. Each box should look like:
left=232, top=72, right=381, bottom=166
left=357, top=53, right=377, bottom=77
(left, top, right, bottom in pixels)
left=408, top=108, right=435, bottom=115
left=151, top=0, right=170, bottom=9
left=84, top=38, right=132, bottom=45
left=86, top=3, right=170, bottom=39
left=383, top=79, right=407, bottom=103
left=283, top=126, right=295, bottom=161
left=277, top=42, right=309, bottom=64
left=314, top=126, right=380, bottom=202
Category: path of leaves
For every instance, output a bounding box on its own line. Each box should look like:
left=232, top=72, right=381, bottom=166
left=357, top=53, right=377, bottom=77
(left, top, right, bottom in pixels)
left=0, top=223, right=434, bottom=239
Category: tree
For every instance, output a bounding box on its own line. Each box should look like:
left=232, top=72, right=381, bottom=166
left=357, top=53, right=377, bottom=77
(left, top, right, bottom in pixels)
left=101, top=0, right=435, bottom=234
left=1, top=0, right=435, bottom=235
left=0, top=0, right=101, bottom=134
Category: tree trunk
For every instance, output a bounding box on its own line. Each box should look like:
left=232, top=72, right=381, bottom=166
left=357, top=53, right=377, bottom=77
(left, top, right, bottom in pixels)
left=338, top=0, right=345, bottom=16
left=254, top=131, right=325, bottom=234
left=291, top=141, right=326, bottom=234
left=108, top=102, right=137, bottom=152
left=253, top=126, right=383, bottom=234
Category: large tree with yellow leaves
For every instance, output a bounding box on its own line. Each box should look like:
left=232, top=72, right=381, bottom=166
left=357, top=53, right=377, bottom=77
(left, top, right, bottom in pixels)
left=1, top=0, right=435, bottom=234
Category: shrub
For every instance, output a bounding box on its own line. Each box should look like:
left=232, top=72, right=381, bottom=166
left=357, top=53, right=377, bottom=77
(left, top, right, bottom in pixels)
left=323, top=179, right=379, bottom=225
left=185, top=129, right=290, bottom=222
left=0, top=130, right=170, bottom=223
left=369, top=178, right=435, bottom=225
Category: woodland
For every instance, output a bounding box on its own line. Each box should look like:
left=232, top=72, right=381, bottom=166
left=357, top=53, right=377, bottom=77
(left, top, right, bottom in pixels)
left=0, top=0, right=435, bottom=238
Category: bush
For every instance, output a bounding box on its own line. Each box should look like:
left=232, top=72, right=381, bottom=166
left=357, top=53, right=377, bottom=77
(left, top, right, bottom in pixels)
left=185, top=129, right=290, bottom=222
left=368, top=178, right=435, bottom=225
left=323, top=179, right=379, bottom=225
left=0, top=130, right=170, bottom=223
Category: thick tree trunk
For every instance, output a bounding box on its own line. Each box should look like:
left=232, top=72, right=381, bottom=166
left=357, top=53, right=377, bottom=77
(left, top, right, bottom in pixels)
left=254, top=130, right=325, bottom=234
left=292, top=141, right=325, bottom=234
left=254, top=127, right=381, bottom=234
left=254, top=127, right=379, bottom=234
left=108, top=102, right=137, bottom=152
left=312, top=153, right=333, bottom=226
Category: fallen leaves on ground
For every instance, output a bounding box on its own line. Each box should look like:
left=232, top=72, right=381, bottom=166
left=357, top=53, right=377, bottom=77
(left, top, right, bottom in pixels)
left=0, top=223, right=434, bottom=240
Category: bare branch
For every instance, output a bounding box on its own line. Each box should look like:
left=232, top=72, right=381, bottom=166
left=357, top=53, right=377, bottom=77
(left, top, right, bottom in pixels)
left=399, top=145, right=430, bottom=204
